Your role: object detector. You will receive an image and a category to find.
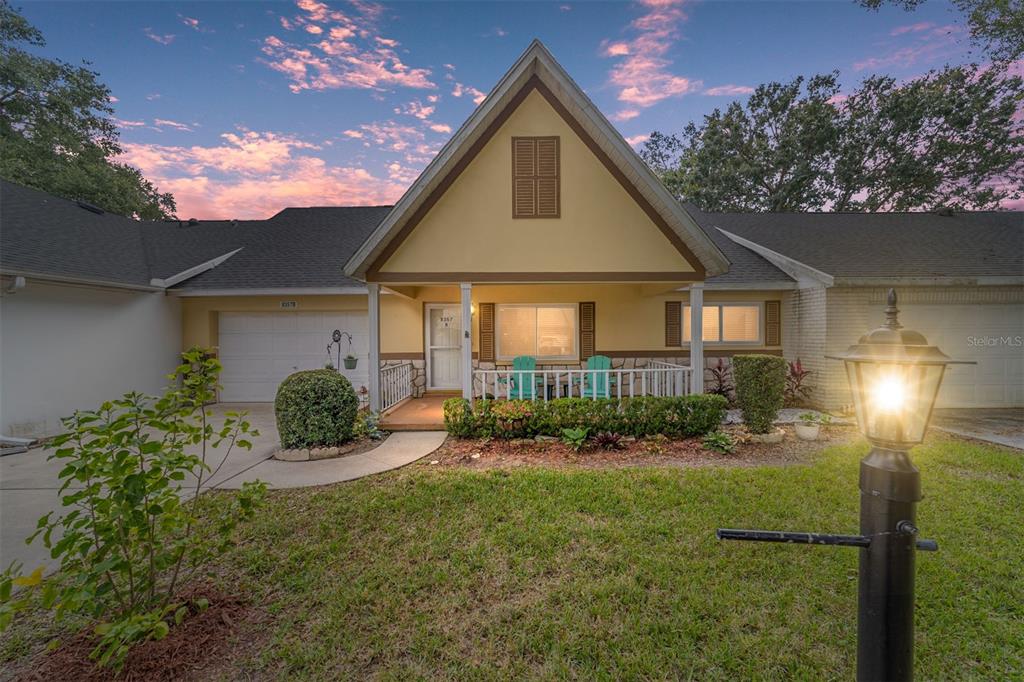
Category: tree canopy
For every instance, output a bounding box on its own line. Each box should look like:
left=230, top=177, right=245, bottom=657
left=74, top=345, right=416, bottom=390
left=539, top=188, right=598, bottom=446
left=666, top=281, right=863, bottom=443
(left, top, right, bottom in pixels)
left=0, top=1, right=175, bottom=219
left=641, top=64, right=1024, bottom=212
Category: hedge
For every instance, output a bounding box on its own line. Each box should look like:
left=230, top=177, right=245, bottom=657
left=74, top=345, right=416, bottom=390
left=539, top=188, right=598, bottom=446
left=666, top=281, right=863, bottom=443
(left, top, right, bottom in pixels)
left=443, top=394, right=727, bottom=440
left=732, top=354, right=787, bottom=434
left=275, top=369, right=359, bottom=448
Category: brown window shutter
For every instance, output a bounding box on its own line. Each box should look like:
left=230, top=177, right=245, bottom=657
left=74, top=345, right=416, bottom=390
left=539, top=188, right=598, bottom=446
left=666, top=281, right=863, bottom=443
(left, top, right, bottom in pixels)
left=765, top=300, right=781, bottom=346
left=479, top=303, right=495, bottom=362
left=513, top=136, right=559, bottom=218
left=579, top=301, right=595, bottom=360
left=665, top=301, right=682, bottom=347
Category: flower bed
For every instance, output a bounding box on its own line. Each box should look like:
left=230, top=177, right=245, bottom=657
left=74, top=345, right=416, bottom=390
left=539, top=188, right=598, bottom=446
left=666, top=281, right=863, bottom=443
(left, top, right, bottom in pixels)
left=443, top=395, right=728, bottom=440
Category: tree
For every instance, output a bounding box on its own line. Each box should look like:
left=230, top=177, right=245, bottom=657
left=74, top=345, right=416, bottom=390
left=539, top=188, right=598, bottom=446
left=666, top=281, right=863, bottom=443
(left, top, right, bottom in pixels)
left=641, top=64, right=1024, bottom=212
left=859, top=0, right=1024, bottom=62
left=0, top=1, right=175, bottom=219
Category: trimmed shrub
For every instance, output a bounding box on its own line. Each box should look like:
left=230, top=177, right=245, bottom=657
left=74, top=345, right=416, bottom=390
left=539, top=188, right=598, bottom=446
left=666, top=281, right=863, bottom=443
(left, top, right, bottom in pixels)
left=442, top=394, right=727, bottom=440
left=275, top=369, right=358, bottom=448
left=732, top=354, right=787, bottom=434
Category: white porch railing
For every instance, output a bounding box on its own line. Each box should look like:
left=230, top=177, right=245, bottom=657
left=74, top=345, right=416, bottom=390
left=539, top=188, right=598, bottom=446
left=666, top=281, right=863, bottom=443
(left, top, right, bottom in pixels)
left=474, top=361, right=692, bottom=402
left=380, top=362, right=413, bottom=412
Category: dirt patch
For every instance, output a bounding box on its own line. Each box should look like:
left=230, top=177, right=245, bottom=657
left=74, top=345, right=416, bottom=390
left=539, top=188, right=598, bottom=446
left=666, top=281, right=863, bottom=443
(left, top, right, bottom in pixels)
left=425, top=425, right=860, bottom=470
left=12, top=585, right=268, bottom=682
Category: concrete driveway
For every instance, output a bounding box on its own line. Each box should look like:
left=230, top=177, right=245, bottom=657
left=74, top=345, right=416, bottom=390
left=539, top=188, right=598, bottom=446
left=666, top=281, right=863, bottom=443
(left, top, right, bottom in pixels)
left=932, top=408, right=1024, bottom=450
left=0, top=404, right=279, bottom=574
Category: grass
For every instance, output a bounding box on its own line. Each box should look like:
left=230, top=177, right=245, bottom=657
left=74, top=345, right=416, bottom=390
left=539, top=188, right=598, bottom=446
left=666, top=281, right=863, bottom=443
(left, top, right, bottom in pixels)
left=220, top=435, right=1022, bottom=680
left=3, top=435, right=1021, bottom=679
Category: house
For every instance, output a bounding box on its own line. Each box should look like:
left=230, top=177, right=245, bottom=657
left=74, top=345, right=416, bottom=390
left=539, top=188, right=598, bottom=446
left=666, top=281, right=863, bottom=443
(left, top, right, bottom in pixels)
left=2, top=41, right=1021, bottom=438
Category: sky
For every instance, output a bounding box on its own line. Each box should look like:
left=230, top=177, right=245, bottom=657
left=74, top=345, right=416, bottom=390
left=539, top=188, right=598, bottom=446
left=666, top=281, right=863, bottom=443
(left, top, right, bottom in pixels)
left=20, top=0, right=988, bottom=219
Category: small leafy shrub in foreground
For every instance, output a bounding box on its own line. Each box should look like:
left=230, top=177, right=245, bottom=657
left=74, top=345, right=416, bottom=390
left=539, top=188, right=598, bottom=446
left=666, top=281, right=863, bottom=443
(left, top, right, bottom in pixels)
left=275, top=369, right=358, bottom=448
left=443, top=394, right=727, bottom=440
left=593, top=431, right=624, bottom=451
left=702, top=431, right=736, bottom=455
left=561, top=427, right=589, bottom=451
left=733, top=355, right=787, bottom=434
left=0, top=348, right=266, bottom=670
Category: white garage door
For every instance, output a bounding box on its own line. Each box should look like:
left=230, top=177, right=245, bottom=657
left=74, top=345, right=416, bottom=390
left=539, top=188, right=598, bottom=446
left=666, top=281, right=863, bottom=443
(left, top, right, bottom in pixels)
left=900, top=303, right=1023, bottom=408
left=218, top=311, right=369, bottom=402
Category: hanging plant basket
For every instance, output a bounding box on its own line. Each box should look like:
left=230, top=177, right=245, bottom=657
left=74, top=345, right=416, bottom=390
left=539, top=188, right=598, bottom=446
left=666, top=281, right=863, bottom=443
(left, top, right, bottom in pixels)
left=343, top=356, right=358, bottom=370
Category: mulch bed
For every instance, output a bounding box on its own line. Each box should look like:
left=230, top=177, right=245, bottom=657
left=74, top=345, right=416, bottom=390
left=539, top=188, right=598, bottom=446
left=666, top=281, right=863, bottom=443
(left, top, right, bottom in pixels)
left=425, top=425, right=860, bottom=470
left=13, top=584, right=267, bottom=682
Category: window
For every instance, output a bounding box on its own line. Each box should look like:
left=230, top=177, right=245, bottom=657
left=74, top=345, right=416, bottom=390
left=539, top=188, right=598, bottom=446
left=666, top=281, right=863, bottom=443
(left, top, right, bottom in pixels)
left=683, top=304, right=761, bottom=343
left=512, top=136, right=560, bottom=218
left=497, top=304, right=577, bottom=360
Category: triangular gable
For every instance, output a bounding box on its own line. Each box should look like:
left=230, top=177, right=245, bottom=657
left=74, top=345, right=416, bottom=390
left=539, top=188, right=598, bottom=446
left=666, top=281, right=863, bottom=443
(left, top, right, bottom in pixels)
left=344, top=40, right=729, bottom=282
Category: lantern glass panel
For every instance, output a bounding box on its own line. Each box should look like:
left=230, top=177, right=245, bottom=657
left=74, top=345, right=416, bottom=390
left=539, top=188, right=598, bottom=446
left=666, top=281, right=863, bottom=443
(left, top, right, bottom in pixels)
left=844, top=360, right=946, bottom=447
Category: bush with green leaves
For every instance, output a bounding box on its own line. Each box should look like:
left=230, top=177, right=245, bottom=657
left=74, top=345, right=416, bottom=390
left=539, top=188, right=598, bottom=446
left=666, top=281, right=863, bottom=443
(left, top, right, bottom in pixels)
left=442, top=394, right=727, bottom=440
left=702, top=431, right=736, bottom=455
left=275, top=369, right=359, bottom=448
left=561, top=427, right=589, bottom=451
left=0, top=348, right=266, bottom=670
left=733, top=354, right=788, bottom=434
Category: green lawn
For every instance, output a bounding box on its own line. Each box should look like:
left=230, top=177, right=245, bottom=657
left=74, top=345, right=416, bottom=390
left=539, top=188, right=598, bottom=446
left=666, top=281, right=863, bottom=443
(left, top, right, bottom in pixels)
left=220, top=435, right=1021, bottom=680
left=3, top=436, right=1020, bottom=679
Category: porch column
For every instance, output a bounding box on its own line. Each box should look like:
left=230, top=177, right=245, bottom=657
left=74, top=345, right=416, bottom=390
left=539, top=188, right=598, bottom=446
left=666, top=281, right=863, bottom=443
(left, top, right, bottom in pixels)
left=368, top=282, right=381, bottom=412
left=460, top=282, right=473, bottom=404
left=690, top=283, right=704, bottom=394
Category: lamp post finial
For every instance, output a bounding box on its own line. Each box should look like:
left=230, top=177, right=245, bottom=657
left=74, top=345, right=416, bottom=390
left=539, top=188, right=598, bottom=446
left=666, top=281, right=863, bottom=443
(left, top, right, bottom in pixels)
left=884, top=288, right=902, bottom=331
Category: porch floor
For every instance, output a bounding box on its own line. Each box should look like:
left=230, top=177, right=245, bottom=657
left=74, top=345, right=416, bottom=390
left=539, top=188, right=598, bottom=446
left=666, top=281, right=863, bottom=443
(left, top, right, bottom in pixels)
left=381, top=396, right=448, bottom=431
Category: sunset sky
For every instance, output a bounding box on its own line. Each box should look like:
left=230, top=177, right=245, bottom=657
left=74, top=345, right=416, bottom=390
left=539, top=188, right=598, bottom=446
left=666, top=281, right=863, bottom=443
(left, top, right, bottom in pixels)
left=22, top=0, right=987, bottom=219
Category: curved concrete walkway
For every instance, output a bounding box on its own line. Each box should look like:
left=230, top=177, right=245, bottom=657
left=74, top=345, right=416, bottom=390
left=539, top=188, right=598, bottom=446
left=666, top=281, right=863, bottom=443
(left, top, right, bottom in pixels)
left=214, top=431, right=447, bottom=490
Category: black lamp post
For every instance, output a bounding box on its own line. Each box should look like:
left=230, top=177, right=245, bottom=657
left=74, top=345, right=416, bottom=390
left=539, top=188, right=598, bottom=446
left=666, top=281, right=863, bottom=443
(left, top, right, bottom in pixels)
left=718, top=289, right=971, bottom=681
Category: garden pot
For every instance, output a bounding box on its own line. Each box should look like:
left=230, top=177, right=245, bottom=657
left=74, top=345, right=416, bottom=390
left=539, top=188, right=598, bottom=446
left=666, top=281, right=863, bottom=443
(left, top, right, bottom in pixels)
left=343, top=357, right=358, bottom=370
left=795, top=423, right=820, bottom=441
left=750, top=428, right=785, bottom=444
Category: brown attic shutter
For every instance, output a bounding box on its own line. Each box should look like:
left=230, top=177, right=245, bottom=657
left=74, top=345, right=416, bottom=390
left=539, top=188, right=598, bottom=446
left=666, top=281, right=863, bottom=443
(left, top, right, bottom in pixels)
left=665, top=301, right=682, bottom=347
left=479, top=303, right=495, bottom=362
left=536, top=137, right=560, bottom=217
left=579, top=302, right=595, bottom=360
left=512, top=137, right=537, bottom=218
left=765, top=300, right=781, bottom=346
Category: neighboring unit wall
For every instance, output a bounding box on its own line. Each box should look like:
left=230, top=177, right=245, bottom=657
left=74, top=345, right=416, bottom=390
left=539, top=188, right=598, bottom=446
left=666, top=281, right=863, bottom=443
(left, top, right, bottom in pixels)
left=824, top=285, right=1024, bottom=409
left=782, top=286, right=828, bottom=407
left=0, top=282, right=181, bottom=439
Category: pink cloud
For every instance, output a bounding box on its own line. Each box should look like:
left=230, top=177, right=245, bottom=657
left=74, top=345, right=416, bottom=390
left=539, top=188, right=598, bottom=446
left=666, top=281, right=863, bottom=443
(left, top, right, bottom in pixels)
left=114, top=118, right=146, bottom=128
left=429, top=123, right=452, bottom=134
left=704, top=84, right=755, bottom=96
left=261, top=0, right=435, bottom=93
left=890, top=22, right=933, bottom=36
left=603, top=0, right=701, bottom=108
left=612, top=109, right=640, bottom=121
left=119, top=129, right=405, bottom=219
left=854, top=24, right=961, bottom=71
left=396, top=99, right=435, bottom=120
left=180, top=16, right=201, bottom=31
left=154, top=118, right=195, bottom=132
left=452, top=81, right=486, bottom=105
left=625, top=133, right=649, bottom=147
left=354, top=122, right=425, bottom=151
left=143, top=28, right=175, bottom=45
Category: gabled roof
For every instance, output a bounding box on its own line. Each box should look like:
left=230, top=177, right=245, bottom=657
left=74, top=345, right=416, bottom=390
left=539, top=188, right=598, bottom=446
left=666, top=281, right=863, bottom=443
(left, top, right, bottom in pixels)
left=169, top=207, right=389, bottom=292
left=700, top=210, right=1024, bottom=284
left=344, top=40, right=730, bottom=281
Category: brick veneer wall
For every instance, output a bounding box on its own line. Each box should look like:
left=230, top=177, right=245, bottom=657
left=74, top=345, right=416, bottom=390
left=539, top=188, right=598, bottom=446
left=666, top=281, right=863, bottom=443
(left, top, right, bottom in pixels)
left=783, top=286, right=829, bottom=408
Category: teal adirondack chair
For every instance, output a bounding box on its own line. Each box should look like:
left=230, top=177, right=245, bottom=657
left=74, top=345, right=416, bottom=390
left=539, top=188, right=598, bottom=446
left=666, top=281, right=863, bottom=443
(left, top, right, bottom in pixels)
left=499, top=355, right=545, bottom=399
left=575, top=355, right=615, bottom=398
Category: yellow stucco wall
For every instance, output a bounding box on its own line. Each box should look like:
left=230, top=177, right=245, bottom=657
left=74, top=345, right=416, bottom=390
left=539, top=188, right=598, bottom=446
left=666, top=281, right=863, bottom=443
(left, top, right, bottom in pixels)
left=382, top=285, right=783, bottom=358
left=180, top=288, right=783, bottom=359
left=379, top=90, right=694, bottom=275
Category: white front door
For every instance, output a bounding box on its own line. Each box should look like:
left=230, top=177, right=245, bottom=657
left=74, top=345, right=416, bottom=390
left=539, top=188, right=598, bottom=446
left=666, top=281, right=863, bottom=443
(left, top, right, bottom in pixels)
left=425, top=304, right=462, bottom=390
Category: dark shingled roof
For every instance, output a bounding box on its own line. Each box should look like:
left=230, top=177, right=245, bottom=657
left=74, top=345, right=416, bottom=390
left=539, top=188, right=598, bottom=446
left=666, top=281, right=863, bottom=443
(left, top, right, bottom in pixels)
left=168, top=206, right=390, bottom=290
left=1, top=179, right=388, bottom=290
left=688, top=208, right=794, bottom=286
left=1, top=180, right=154, bottom=287
left=697, top=210, right=1024, bottom=280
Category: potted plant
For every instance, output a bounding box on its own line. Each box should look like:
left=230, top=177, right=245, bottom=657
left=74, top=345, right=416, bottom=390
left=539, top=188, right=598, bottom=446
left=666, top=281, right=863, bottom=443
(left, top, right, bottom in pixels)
left=796, top=412, right=822, bottom=440
left=343, top=354, right=358, bottom=370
